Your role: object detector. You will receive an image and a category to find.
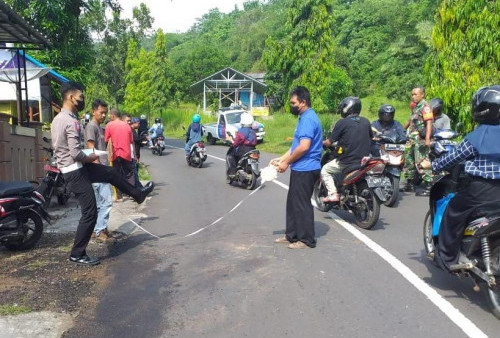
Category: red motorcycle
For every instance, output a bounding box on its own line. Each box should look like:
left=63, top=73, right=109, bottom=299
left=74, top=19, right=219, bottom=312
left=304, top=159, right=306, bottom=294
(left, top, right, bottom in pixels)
left=313, top=147, right=387, bottom=229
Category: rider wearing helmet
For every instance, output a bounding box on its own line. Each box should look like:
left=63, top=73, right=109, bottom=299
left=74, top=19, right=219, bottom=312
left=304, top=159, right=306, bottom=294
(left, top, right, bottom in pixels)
left=371, top=104, right=406, bottom=155
left=321, top=97, right=373, bottom=203
left=421, top=85, right=500, bottom=271
left=148, top=117, right=164, bottom=147
left=185, top=113, right=204, bottom=160
left=430, top=98, right=451, bottom=130
left=227, top=112, right=258, bottom=176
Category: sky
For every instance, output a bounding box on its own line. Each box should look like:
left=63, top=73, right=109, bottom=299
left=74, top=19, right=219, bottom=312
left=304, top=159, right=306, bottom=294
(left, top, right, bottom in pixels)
left=120, top=0, right=249, bottom=33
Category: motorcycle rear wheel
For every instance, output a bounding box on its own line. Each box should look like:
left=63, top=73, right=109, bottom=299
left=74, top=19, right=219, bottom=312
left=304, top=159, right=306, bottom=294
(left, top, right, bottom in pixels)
left=4, top=209, right=43, bottom=250
left=423, top=210, right=435, bottom=255
left=485, top=246, right=500, bottom=319
left=352, top=182, right=380, bottom=229
left=384, top=175, right=400, bottom=207
left=313, top=179, right=332, bottom=212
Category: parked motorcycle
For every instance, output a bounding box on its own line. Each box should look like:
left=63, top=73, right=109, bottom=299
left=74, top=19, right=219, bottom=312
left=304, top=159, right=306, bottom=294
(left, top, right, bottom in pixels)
left=225, top=132, right=260, bottom=190
left=0, top=181, right=51, bottom=250
left=37, top=137, right=70, bottom=209
left=151, top=136, right=166, bottom=156
left=313, top=146, right=386, bottom=229
left=423, top=164, right=500, bottom=319
left=187, top=141, right=207, bottom=168
left=376, top=133, right=406, bottom=207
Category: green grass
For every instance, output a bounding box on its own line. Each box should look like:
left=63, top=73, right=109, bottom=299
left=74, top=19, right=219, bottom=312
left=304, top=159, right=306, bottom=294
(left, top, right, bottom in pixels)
left=161, top=95, right=408, bottom=156
left=138, top=162, right=151, bottom=181
left=0, top=304, right=31, bottom=316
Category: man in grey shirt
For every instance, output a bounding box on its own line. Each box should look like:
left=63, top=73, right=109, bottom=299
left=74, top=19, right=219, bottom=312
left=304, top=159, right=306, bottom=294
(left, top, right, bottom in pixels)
left=51, top=81, right=154, bottom=266
left=85, top=99, right=114, bottom=243
left=430, top=98, right=451, bottom=130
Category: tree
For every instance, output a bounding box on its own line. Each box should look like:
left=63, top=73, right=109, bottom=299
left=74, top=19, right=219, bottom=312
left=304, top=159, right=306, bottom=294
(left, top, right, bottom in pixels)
left=263, top=0, right=336, bottom=112
left=149, top=29, right=172, bottom=113
left=425, top=0, right=500, bottom=131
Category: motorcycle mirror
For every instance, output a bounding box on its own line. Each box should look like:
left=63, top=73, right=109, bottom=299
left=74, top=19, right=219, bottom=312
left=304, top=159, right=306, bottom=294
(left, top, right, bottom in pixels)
left=454, top=122, right=464, bottom=134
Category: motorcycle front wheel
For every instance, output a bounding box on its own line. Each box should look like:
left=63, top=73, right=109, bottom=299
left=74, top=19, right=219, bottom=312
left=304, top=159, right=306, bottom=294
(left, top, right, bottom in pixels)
left=485, top=245, right=500, bottom=320
left=384, top=175, right=400, bottom=207
left=5, top=209, right=44, bottom=250
left=246, top=171, right=257, bottom=190
left=313, top=179, right=332, bottom=212
left=37, top=180, right=53, bottom=209
left=352, top=182, right=380, bottom=229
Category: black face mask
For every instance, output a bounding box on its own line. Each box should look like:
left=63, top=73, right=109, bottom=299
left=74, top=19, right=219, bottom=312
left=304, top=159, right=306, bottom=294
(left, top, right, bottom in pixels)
left=75, top=98, right=85, bottom=112
left=290, top=105, right=300, bottom=116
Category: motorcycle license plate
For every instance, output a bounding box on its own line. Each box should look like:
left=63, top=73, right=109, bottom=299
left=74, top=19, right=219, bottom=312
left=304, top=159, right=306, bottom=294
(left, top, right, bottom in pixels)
left=366, top=176, right=383, bottom=188
left=385, top=144, right=405, bottom=151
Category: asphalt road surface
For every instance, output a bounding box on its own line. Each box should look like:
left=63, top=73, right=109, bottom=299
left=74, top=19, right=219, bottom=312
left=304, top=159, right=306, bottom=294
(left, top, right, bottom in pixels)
left=64, top=138, right=499, bottom=338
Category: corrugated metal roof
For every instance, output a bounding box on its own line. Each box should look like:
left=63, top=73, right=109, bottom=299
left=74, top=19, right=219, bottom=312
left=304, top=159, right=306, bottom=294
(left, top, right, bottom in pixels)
left=0, top=1, right=51, bottom=48
left=191, top=67, right=267, bottom=94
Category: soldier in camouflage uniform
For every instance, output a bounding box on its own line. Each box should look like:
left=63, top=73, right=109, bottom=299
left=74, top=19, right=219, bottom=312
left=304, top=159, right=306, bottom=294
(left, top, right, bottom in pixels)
left=403, top=86, right=434, bottom=196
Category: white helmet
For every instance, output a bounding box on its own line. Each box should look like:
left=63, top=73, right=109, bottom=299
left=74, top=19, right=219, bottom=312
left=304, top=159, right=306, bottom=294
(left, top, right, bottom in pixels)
left=140, top=114, right=146, bottom=120
left=240, top=112, right=254, bottom=126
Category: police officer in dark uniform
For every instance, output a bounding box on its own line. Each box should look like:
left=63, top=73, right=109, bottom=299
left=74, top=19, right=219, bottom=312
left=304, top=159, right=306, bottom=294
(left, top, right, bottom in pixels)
left=421, top=85, right=500, bottom=271
left=51, top=82, right=155, bottom=266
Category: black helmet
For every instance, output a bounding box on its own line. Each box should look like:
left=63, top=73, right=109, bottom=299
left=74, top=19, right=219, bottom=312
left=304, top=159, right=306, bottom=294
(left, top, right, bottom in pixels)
left=429, top=98, right=444, bottom=116
left=338, top=97, right=361, bottom=118
left=155, top=118, right=161, bottom=124
left=378, top=104, right=395, bottom=123
left=472, top=85, right=500, bottom=125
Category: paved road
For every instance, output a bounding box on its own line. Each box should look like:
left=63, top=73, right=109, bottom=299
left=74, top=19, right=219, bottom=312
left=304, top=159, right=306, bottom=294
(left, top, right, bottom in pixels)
left=64, top=139, right=499, bottom=338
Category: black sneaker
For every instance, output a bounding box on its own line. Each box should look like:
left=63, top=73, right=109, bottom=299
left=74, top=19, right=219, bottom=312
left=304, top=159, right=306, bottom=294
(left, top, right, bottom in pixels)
left=69, top=255, right=100, bottom=266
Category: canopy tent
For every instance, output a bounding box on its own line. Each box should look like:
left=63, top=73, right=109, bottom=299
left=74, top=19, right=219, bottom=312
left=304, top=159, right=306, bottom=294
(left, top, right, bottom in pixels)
left=0, top=0, right=52, bottom=124
left=191, top=67, right=267, bottom=112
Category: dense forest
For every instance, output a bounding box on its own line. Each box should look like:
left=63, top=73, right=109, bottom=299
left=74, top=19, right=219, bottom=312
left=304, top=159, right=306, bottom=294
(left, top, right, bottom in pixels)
left=5, top=0, right=499, bottom=131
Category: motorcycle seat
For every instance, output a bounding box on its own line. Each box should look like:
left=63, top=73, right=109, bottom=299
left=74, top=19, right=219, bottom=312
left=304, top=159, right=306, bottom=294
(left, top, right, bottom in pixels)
left=0, top=181, right=34, bottom=198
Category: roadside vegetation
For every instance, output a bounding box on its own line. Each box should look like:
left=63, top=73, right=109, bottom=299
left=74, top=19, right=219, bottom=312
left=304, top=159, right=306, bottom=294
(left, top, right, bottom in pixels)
left=4, top=0, right=497, bottom=135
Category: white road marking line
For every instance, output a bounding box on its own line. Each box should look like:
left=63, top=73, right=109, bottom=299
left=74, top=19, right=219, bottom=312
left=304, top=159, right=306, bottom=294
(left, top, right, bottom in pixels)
left=158, top=142, right=487, bottom=337
left=328, top=212, right=487, bottom=338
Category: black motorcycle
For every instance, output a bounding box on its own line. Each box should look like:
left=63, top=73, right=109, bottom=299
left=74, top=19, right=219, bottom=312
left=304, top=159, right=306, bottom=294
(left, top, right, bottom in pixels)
left=0, top=181, right=51, bottom=250
left=151, top=136, right=166, bottom=156
left=225, top=132, right=260, bottom=190
left=37, top=137, right=70, bottom=209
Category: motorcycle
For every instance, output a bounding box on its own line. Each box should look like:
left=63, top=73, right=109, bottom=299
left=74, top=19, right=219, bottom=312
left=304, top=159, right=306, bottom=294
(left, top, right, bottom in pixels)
left=225, top=132, right=260, bottom=190
left=151, top=136, right=166, bottom=156
left=423, top=166, right=500, bottom=319
left=139, top=130, right=149, bottom=147
left=37, top=137, right=70, bottom=209
left=376, top=133, right=406, bottom=207
left=423, top=127, right=500, bottom=319
left=0, top=181, right=51, bottom=250
left=313, top=146, right=386, bottom=229
left=187, top=141, right=207, bottom=168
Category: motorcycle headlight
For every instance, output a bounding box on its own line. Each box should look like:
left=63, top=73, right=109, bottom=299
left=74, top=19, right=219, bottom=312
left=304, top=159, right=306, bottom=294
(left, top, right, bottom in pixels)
left=367, top=163, right=386, bottom=174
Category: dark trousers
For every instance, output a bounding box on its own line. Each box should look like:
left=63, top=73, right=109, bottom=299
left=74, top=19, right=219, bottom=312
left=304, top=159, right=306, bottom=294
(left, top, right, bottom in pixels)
left=113, top=156, right=135, bottom=187
left=63, top=163, right=142, bottom=257
left=286, top=170, right=320, bottom=247
left=438, top=178, right=500, bottom=269
left=227, top=145, right=255, bottom=175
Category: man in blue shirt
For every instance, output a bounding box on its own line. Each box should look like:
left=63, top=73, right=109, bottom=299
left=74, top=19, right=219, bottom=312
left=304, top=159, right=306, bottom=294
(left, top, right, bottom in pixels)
left=421, top=85, right=500, bottom=271
left=271, top=86, right=323, bottom=249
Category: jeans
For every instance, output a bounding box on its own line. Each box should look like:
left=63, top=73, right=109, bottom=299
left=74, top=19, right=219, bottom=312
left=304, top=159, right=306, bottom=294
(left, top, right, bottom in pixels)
left=92, top=183, right=113, bottom=235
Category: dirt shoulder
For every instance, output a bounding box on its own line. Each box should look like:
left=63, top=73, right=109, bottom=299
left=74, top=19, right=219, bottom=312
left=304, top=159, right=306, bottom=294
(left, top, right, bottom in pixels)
left=0, top=197, right=147, bottom=337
